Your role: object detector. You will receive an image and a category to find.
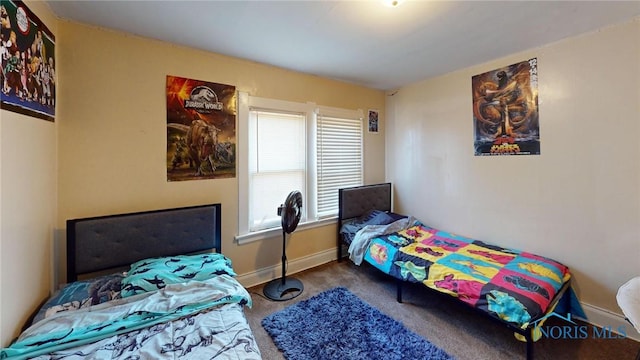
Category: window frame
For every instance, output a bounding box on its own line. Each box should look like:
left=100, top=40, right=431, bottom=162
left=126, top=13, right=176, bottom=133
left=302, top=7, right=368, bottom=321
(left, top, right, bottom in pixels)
left=236, top=92, right=363, bottom=244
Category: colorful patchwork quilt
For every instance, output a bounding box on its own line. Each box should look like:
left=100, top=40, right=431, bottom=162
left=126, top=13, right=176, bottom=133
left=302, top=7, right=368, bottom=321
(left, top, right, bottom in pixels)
left=358, top=223, right=571, bottom=328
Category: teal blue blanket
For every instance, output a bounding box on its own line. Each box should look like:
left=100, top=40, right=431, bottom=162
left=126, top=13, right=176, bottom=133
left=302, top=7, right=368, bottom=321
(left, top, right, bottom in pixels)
left=1, top=275, right=252, bottom=360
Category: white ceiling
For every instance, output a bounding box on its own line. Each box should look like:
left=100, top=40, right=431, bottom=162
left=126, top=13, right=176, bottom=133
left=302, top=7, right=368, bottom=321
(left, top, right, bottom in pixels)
left=46, top=0, right=640, bottom=91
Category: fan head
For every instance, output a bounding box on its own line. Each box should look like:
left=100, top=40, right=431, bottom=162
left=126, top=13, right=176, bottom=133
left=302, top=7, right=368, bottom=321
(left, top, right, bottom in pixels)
left=281, top=190, right=302, bottom=234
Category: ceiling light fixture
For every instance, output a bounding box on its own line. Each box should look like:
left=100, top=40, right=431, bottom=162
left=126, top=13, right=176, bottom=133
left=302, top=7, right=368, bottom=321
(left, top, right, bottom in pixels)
left=384, top=0, right=405, bottom=7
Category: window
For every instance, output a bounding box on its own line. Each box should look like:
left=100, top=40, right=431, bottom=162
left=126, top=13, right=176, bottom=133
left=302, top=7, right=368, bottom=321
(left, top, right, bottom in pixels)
left=316, top=112, right=363, bottom=218
left=237, top=93, right=363, bottom=243
left=248, top=110, right=306, bottom=231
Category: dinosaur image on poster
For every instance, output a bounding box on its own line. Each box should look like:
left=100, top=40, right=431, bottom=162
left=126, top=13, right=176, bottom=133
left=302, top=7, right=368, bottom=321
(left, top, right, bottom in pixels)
left=166, top=75, right=236, bottom=181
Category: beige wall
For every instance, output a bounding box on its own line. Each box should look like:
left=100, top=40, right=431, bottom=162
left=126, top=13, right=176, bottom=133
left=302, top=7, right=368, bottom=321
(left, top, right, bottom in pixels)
left=0, top=0, right=58, bottom=347
left=55, top=21, right=386, bottom=286
left=386, top=18, right=640, bottom=317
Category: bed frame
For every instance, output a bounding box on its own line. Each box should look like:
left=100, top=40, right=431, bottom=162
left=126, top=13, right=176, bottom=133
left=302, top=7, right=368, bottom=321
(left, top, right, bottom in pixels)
left=337, top=182, right=392, bottom=261
left=66, top=203, right=222, bottom=283
left=337, top=183, right=571, bottom=360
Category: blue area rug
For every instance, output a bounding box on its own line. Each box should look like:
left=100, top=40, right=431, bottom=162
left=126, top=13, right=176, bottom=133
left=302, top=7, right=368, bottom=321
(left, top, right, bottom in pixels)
left=261, top=287, right=455, bottom=360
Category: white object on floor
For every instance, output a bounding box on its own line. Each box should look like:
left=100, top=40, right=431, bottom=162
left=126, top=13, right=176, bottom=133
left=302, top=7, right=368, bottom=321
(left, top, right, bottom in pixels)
left=617, top=276, right=640, bottom=332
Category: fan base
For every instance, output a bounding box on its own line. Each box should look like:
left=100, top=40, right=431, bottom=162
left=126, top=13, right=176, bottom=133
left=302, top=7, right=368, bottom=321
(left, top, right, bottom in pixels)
left=263, top=277, right=304, bottom=301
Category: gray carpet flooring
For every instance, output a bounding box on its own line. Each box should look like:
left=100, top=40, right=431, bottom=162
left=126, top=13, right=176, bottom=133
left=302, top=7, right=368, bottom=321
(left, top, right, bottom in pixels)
left=245, top=260, right=640, bottom=360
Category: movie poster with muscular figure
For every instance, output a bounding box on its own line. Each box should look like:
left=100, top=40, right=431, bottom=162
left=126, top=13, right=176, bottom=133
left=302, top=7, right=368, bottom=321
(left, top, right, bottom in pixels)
left=166, top=75, right=236, bottom=181
left=1, top=0, right=56, bottom=122
left=472, top=58, right=539, bottom=156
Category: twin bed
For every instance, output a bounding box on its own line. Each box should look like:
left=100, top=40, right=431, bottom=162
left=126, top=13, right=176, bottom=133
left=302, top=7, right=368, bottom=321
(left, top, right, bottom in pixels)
left=2, top=204, right=261, bottom=360
left=338, top=183, right=578, bottom=360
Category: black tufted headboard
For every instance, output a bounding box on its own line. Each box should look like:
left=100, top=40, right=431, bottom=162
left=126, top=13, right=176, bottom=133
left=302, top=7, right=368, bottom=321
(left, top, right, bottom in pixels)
left=66, top=204, right=221, bottom=283
left=338, top=183, right=392, bottom=220
left=337, top=183, right=392, bottom=260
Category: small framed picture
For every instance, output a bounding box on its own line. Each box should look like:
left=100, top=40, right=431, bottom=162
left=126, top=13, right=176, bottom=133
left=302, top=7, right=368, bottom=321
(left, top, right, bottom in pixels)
left=368, top=109, right=379, bottom=133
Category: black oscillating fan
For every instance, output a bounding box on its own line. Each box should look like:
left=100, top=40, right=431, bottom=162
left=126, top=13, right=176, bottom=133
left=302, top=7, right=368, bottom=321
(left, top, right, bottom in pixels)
left=263, top=190, right=304, bottom=301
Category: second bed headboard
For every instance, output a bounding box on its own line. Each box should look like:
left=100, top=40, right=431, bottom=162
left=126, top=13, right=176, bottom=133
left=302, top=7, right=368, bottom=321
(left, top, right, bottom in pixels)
left=338, top=182, right=392, bottom=221
left=66, top=203, right=221, bottom=283
left=337, top=183, right=392, bottom=260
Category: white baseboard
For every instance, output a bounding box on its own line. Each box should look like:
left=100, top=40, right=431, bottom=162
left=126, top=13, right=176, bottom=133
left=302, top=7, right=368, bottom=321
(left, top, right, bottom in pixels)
left=236, top=248, right=336, bottom=289
left=581, top=302, right=640, bottom=342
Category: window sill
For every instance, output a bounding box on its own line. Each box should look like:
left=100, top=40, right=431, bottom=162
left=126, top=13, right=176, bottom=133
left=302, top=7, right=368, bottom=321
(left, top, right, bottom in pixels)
left=235, top=216, right=337, bottom=245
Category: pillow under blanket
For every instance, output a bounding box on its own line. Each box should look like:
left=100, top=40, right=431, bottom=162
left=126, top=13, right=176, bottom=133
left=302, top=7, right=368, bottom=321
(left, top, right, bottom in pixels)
left=32, top=273, right=124, bottom=324
left=340, top=210, right=406, bottom=237
left=121, top=253, right=236, bottom=297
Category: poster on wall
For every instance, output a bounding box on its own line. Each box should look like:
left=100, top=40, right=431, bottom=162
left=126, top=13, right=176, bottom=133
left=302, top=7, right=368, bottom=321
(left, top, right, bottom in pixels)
left=368, top=109, right=379, bottom=133
left=472, top=58, right=539, bottom=156
left=1, top=0, right=56, bottom=122
left=166, top=75, right=236, bottom=181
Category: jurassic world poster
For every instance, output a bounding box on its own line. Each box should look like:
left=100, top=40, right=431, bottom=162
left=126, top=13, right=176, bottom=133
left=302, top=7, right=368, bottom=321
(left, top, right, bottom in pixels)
left=1, top=0, right=56, bottom=122
left=472, top=58, right=539, bottom=156
left=166, top=75, right=236, bottom=181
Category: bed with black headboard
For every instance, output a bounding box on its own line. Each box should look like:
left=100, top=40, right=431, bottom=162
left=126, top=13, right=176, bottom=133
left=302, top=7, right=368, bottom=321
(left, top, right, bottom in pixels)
left=338, top=183, right=579, bottom=360
left=2, top=204, right=262, bottom=360
left=337, top=182, right=393, bottom=260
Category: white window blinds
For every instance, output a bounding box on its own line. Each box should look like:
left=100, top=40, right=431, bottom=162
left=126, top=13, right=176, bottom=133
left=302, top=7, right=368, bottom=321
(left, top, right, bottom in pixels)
left=316, top=114, right=363, bottom=217
left=249, top=110, right=306, bottom=231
